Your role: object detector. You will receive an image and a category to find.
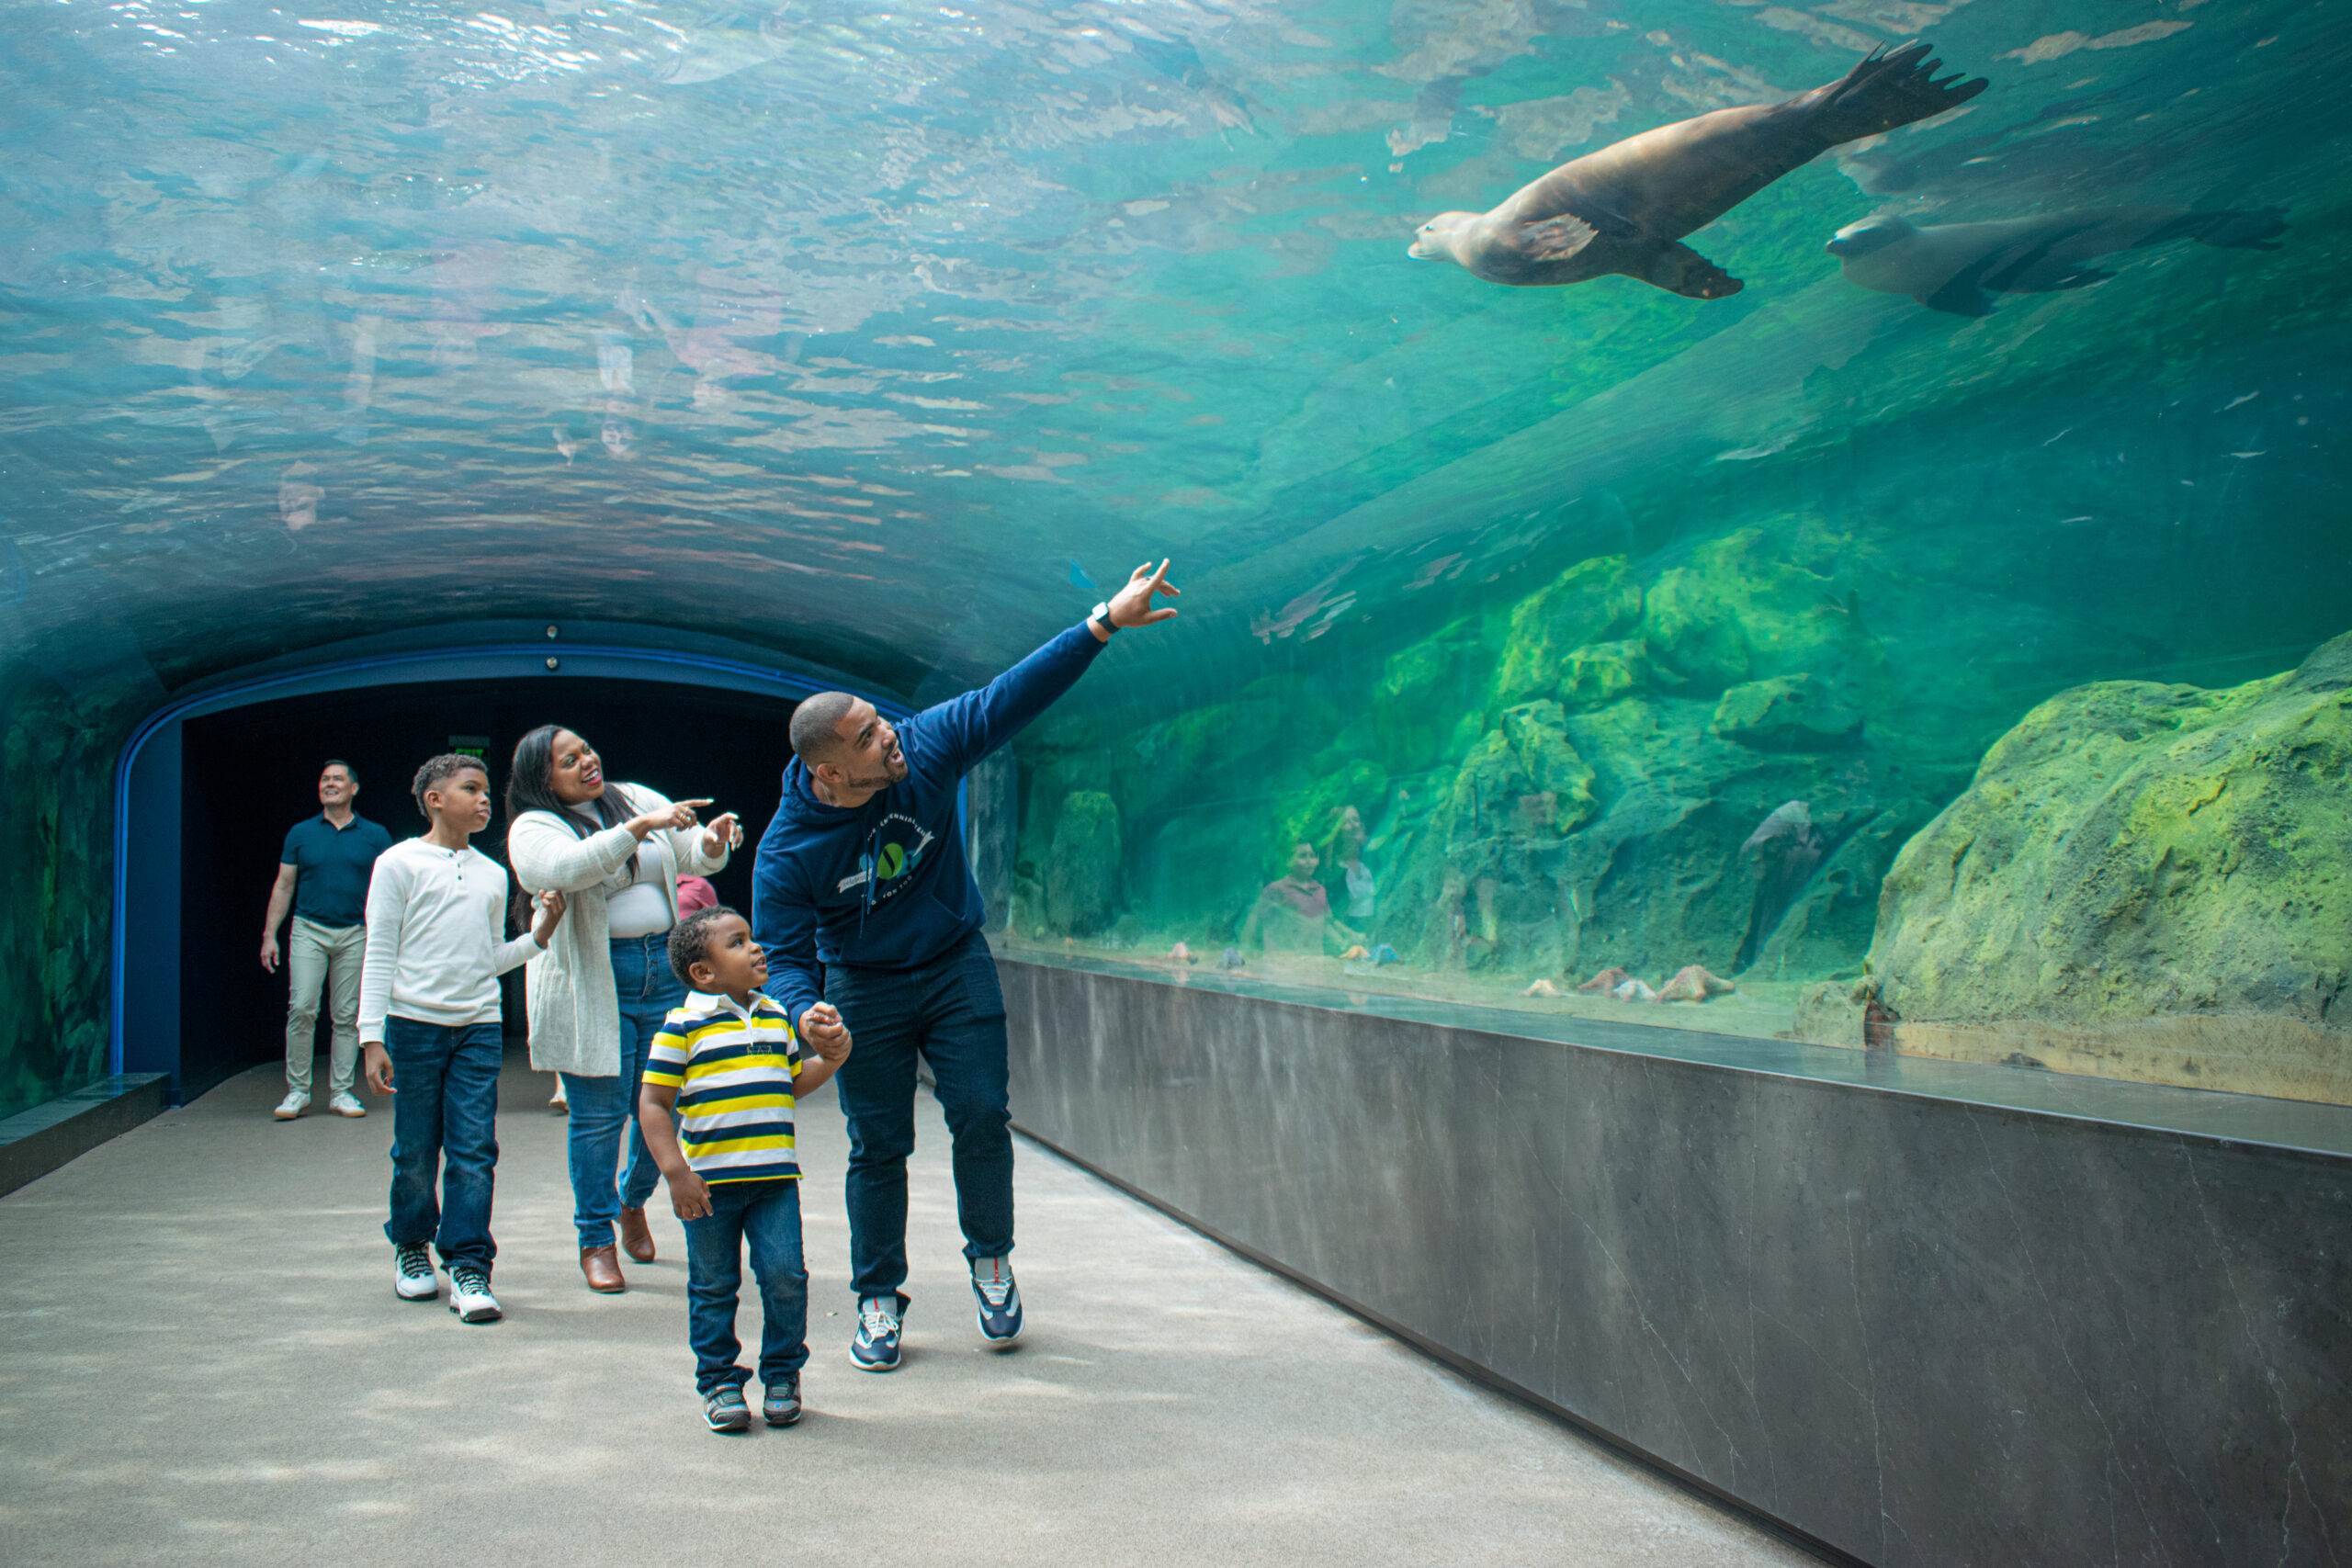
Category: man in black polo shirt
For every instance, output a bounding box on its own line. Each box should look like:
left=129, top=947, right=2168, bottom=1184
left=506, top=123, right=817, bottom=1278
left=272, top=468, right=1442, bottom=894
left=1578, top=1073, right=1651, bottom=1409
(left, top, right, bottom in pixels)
left=261, top=761, right=395, bottom=1120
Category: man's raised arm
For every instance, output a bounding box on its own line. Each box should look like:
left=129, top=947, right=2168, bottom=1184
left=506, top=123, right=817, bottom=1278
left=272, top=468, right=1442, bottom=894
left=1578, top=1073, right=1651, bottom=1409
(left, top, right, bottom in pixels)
left=924, top=558, right=1180, bottom=776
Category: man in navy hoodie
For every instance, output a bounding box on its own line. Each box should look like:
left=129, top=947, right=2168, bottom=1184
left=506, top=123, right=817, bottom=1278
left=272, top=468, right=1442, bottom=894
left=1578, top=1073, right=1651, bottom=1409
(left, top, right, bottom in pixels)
left=752, top=560, right=1180, bottom=1371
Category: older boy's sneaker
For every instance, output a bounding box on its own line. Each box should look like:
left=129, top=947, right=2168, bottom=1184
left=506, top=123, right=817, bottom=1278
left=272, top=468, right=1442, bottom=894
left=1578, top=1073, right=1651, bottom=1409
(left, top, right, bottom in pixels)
left=703, top=1385, right=752, bottom=1433
left=851, top=1295, right=903, bottom=1371
left=447, top=1267, right=501, bottom=1324
left=393, top=1243, right=438, bottom=1302
left=762, top=1373, right=802, bottom=1427
left=971, top=1256, right=1023, bottom=1344
left=328, top=1091, right=367, bottom=1118
left=273, top=1092, right=309, bottom=1120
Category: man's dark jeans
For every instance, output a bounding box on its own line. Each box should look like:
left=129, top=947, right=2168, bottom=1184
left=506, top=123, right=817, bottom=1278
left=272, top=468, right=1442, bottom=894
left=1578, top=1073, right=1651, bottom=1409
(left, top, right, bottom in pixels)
left=826, top=928, right=1012, bottom=1303
left=381, top=1015, right=503, bottom=1275
left=681, top=1179, right=808, bottom=1393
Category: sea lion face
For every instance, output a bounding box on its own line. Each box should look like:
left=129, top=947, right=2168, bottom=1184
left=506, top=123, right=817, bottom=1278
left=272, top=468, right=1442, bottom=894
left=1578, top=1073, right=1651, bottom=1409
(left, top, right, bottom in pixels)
left=1826, top=215, right=1913, bottom=259
left=1408, top=212, right=1479, bottom=263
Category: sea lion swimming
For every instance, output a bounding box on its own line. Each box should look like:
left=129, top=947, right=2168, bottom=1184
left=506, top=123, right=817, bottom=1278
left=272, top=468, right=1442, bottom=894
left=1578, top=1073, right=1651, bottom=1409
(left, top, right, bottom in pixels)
left=1826, top=207, right=2288, bottom=316
left=1408, top=42, right=1989, bottom=299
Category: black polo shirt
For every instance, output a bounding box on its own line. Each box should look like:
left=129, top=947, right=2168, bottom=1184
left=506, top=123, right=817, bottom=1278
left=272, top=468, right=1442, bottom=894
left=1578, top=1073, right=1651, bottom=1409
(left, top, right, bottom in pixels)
left=280, top=814, right=396, bottom=929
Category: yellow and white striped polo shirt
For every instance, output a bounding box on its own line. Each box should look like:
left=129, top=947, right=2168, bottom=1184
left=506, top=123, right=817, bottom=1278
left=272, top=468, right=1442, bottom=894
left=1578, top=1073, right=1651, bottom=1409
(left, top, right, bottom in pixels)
left=642, top=991, right=804, bottom=1184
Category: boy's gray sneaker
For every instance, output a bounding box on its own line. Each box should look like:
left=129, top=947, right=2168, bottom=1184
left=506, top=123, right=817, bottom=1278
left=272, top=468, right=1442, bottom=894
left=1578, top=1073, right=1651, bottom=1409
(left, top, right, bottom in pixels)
left=762, top=1373, right=802, bottom=1427
left=273, top=1092, right=309, bottom=1120
left=971, top=1256, right=1023, bottom=1345
left=851, top=1294, right=903, bottom=1371
left=704, top=1385, right=752, bottom=1433
left=393, top=1243, right=438, bottom=1302
left=447, top=1267, right=501, bottom=1324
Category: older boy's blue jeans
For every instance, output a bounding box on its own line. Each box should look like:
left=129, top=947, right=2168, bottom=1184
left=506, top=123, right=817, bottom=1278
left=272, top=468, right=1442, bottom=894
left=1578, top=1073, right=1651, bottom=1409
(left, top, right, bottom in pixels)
left=381, top=1015, right=502, bottom=1275
left=682, top=1179, right=808, bottom=1393
left=826, top=928, right=1014, bottom=1303
left=560, top=933, right=680, bottom=1250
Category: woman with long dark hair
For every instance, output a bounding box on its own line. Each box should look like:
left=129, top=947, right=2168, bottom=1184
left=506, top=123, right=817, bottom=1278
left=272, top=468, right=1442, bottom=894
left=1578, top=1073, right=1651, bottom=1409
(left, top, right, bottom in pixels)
left=506, top=724, right=740, bottom=1294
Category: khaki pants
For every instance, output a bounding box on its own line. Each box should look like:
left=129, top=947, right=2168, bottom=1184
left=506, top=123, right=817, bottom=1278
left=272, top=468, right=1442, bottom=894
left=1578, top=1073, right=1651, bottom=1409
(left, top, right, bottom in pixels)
left=286, top=916, right=365, bottom=1098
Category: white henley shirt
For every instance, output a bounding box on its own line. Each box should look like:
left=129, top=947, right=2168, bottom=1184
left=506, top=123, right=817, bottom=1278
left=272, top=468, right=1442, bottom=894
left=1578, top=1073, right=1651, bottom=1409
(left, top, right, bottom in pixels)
left=357, top=838, right=543, bottom=1045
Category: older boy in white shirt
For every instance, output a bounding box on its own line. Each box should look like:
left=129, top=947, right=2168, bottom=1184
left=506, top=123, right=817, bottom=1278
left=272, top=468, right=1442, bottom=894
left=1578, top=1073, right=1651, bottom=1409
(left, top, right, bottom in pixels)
left=359, top=754, right=565, bottom=1323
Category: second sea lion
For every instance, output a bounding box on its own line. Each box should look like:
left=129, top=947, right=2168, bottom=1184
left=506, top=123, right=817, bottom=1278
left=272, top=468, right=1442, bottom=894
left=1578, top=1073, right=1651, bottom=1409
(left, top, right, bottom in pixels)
left=1408, top=41, right=1990, bottom=299
left=1826, top=207, right=2289, bottom=315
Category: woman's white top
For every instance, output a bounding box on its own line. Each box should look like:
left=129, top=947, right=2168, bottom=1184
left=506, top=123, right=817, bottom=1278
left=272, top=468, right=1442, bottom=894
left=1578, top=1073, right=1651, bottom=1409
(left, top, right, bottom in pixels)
left=356, top=839, right=541, bottom=1045
left=575, top=808, right=673, bottom=939
left=507, top=783, right=729, bottom=1077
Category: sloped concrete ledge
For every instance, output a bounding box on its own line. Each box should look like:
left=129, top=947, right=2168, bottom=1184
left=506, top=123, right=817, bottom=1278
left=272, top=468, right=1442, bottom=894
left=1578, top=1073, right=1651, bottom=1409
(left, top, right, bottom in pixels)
left=0, top=1075, right=170, bottom=1198
left=999, top=957, right=2352, bottom=1568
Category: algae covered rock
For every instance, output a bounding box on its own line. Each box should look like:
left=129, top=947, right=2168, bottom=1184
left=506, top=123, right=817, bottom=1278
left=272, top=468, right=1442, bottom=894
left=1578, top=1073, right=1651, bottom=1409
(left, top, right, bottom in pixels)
left=1713, top=674, right=1863, bottom=751
left=1863, top=633, right=2352, bottom=1098
left=1559, top=639, right=1663, bottom=709
left=1448, top=701, right=1597, bottom=845
left=1373, top=629, right=1491, bottom=764
left=1638, top=526, right=1889, bottom=705
left=1044, top=790, right=1123, bottom=935
left=1494, top=556, right=1642, bottom=704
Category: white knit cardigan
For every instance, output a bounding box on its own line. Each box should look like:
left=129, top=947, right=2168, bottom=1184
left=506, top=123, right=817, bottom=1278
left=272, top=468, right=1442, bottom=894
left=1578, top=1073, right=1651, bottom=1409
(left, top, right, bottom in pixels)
left=507, top=783, right=729, bottom=1078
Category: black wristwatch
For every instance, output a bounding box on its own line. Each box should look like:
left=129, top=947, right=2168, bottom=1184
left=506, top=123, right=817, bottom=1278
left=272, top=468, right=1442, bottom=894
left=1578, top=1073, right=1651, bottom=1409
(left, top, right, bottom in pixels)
left=1089, top=600, right=1117, bottom=636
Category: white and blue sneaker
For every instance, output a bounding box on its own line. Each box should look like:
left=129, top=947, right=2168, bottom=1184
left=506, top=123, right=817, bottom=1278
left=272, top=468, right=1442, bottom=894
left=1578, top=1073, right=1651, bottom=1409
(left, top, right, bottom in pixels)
left=393, top=1242, right=438, bottom=1302
left=447, top=1266, right=502, bottom=1324
left=971, top=1256, right=1023, bottom=1345
left=851, top=1294, right=904, bottom=1371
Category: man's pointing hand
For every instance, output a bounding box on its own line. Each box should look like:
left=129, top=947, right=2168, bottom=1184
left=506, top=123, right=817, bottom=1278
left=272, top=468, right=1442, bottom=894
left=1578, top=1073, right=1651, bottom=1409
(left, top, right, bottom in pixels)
left=1102, top=558, right=1181, bottom=634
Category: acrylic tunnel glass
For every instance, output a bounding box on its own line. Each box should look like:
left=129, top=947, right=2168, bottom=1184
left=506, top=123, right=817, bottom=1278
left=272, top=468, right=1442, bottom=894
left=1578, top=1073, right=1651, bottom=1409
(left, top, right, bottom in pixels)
left=0, top=0, right=2347, bottom=1122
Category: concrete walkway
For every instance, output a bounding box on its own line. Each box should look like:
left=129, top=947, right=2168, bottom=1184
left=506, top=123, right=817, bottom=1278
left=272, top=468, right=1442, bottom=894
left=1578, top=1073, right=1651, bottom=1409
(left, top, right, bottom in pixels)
left=0, top=1055, right=1813, bottom=1567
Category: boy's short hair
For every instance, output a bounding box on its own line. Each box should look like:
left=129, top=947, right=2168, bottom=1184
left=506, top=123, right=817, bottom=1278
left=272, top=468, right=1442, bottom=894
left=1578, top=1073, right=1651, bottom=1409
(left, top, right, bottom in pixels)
left=669, top=905, right=745, bottom=987
left=411, top=753, right=488, bottom=820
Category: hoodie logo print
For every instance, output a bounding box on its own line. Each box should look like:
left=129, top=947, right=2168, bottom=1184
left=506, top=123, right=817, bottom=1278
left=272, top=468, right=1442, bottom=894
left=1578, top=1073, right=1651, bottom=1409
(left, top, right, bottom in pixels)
left=860, top=813, right=936, bottom=908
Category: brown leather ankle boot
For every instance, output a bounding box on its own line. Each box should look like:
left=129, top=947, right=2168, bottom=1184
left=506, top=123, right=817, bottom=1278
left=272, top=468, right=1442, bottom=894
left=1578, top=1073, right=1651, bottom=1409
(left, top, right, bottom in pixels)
left=580, top=1244, right=626, bottom=1293
left=617, top=1205, right=656, bottom=1264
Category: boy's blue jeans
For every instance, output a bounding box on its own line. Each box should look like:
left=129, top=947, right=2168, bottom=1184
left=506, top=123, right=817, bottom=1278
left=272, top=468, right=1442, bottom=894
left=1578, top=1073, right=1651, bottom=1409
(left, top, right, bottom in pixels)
left=381, top=1015, right=502, bottom=1275
left=826, top=929, right=1014, bottom=1303
left=682, top=1179, right=809, bottom=1393
left=560, top=933, right=681, bottom=1250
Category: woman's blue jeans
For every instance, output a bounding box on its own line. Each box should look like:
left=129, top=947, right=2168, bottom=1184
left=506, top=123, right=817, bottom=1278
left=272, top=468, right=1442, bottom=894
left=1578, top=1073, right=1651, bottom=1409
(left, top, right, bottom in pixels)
left=560, top=932, right=683, bottom=1250
left=682, top=1179, right=808, bottom=1393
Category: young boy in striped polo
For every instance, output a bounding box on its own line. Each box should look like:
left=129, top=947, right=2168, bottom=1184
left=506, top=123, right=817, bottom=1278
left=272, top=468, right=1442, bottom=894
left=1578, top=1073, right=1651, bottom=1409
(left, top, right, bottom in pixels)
left=639, top=906, right=852, bottom=1433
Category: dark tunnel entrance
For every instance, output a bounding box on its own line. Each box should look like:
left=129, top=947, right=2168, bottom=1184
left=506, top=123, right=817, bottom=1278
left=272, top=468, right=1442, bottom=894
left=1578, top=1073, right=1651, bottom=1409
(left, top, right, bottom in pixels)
left=177, top=676, right=801, bottom=1101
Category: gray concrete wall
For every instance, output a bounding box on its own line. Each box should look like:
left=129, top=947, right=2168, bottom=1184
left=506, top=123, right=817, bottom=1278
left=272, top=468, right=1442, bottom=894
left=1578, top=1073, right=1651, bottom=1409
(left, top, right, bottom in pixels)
left=1000, top=959, right=2352, bottom=1568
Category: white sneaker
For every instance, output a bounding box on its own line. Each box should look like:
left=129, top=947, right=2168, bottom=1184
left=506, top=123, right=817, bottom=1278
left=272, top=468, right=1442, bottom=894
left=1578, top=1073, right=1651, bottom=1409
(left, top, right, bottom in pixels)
left=273, top=1092, right=310, bottom=1120
left=328, top=1091, right=367, bottom=1118
left=447, top=1267, right=502, bottom=1324
left=394, top=1243, right=438, bottom=1302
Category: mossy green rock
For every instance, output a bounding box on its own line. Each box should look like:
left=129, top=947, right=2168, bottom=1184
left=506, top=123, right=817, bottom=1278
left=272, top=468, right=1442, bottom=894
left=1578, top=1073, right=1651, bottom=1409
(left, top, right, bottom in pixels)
left=1372, top=629, right=1491, bottom=765
left=1494, top=557, right=1642, bottom=705
left=1713, top=674, right=1863, bottom=751
left=1045, top=790, right=1123, bottom=936
left=1559, top=639, right=1660, bottom=710
left=1870, top=633, right=2352, bottom=1037
left=1639, top=525, right=1889, bottom=705
left=1444, top=701, right=1597, bottom=845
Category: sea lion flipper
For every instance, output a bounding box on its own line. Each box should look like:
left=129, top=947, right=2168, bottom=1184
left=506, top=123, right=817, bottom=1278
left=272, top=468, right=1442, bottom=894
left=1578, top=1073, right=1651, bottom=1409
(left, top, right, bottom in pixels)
left=1922, top=275, right=1995, bottom=316
left=1634, top=243, right=1743, bottom=300
left=1516, top=212, right=1599, bottom=262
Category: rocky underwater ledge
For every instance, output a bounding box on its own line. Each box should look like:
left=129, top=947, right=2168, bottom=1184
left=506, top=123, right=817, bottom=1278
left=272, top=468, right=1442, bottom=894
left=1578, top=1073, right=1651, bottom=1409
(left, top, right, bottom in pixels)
left=1012, top=517, right=2352, bottom=1107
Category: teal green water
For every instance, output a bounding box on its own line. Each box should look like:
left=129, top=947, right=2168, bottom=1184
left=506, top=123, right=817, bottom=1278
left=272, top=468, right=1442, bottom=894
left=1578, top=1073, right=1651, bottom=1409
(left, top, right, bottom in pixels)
left=1, top=0, right=2347, bottom=1114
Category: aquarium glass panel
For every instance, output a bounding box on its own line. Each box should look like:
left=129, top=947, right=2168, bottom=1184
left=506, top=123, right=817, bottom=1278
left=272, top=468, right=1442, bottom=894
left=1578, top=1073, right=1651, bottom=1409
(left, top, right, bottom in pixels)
left=1, top=0, right=2347, bottom=1115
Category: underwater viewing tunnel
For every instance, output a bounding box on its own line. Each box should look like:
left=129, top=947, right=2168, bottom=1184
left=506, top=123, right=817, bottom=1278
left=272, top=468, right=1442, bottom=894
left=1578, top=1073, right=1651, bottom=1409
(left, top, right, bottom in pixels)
left=2, top=0, right=2348, bottom=1562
